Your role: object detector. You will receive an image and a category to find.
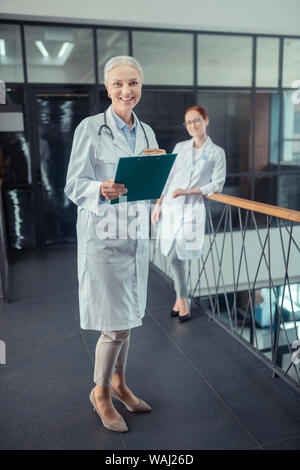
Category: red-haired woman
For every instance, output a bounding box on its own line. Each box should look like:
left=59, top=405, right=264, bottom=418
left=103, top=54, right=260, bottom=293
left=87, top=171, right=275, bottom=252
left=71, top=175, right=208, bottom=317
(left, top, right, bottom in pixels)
left=152, top=106, right=226, bottom=322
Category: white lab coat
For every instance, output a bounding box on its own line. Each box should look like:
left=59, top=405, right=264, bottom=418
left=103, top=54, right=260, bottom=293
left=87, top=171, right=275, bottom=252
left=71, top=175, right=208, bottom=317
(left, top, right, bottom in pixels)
left=65, top=105, right=158, bottom=331
left=158, top=136, right=226, bottom=260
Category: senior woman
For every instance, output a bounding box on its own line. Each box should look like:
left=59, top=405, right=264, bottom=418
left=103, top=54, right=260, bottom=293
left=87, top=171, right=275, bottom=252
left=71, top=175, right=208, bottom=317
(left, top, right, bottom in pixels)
left=65, top=56, right=165, bottom=433
left=152, top=106, right=226, bottom=322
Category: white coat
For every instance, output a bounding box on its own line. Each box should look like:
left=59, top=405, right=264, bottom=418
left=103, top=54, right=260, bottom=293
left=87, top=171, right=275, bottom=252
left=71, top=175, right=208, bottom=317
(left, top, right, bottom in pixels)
left=64, top=105, right=158, bottom=331
left=158, top=136, right=226, bottom=260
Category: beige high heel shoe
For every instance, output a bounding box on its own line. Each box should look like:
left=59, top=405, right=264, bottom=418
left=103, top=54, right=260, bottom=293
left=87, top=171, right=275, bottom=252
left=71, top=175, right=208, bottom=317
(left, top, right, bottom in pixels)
left=89, top=389, right=128, bottom=432
left=110, top=386, right=151, bottom=413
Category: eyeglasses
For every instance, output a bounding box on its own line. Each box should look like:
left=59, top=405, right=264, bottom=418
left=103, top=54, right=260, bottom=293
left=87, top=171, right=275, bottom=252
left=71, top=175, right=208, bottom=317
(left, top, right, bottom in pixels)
left=182, top=117, right=204, bottom=128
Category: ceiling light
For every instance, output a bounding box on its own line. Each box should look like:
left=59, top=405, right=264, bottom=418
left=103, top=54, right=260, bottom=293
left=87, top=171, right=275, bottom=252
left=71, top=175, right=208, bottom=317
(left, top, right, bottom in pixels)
left=57, top=42, right=74, bottom=59
left=0, top=39, right=6, bottom=56
left=35, top=40, right=49, bottom=57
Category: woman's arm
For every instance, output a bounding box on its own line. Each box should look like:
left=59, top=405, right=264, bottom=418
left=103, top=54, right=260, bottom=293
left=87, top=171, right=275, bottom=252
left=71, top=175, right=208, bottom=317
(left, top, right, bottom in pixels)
left=199, top=148, right=226, bottom=196
left=64, top=120, right=127, bottom=211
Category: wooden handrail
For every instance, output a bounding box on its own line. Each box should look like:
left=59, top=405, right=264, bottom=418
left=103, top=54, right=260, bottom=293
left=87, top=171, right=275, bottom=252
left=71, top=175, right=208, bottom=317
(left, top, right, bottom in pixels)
left=208, top=193, right=300, bottom=223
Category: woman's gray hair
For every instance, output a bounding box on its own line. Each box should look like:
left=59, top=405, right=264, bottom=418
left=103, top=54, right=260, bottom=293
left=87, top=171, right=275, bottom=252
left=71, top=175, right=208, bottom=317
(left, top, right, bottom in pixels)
left=104, top=56, right=144, bottom=83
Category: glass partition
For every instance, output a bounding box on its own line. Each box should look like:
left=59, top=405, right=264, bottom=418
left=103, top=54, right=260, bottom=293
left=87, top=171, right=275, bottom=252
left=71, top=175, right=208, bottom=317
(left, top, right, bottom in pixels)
left=0, top=24, right=24, bottom=82
left=283, top=38, right=300, bottom=88
left=197, top=34, right=252, bottom=87
left=281, top=90, right=300, bottom=168
left=256, top=37, right=279, bottom=87
left=134, top=89, right=195, bottom=151
left=132, top=31, right=194, bottom=85
left=24, top=25, right=94, bottom=83
left=196, top=91, right=253, bottom=173
left=97, top=29, right=129, bottom=84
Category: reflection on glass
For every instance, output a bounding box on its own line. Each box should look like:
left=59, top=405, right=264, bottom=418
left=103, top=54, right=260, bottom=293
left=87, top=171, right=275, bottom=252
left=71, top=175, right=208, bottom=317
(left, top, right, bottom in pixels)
left=97, top=29, right=129, bottom=83
left=197, top=91, right=252, bottom=173
left=0, top=88, right=32, bottom=185
left=132, top=31, right=193, bottom=85
left=254, top=91, right=280, bottom=171
left=278, top=174, right=300, bottom=211
left=223, top=175, right=251, bottom=199
left=283, top=38, right=300, bottom=88
left=134, top=90, right=195, bottom=151
left=3, top=189, right=36, bottom=249
left=256, top=37, right=279, bottom=87
left=36, top=93, right=90, bottom=244
left=0, top=133, right=31, bottom=186
left=0, top=24, right=23, bottom=82
left=197, top=34, right=252, bottom=86
left=254, top=174, right=277, bottom=206
left=255, top=91, right=280, bottom=170
left=24, top=26, right=94, bottom=83
left=282, top=90, right=300, bottom=167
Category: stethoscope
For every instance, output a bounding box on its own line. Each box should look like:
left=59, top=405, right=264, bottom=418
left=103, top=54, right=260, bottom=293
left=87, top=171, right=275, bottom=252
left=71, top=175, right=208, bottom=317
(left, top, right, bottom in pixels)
left=95, top=110, right=150, bottom=161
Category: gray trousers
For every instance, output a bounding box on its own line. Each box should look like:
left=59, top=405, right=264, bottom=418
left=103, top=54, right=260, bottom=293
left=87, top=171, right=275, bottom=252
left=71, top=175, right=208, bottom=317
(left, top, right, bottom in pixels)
left=166, top=243, right=189, bottom=298
left=94, top=329, right=131, bottom=388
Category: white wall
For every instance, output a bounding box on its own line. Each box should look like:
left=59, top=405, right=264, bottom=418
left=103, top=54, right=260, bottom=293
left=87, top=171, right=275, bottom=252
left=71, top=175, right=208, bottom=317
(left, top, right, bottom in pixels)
left=0, top=0, right=300, bottom=36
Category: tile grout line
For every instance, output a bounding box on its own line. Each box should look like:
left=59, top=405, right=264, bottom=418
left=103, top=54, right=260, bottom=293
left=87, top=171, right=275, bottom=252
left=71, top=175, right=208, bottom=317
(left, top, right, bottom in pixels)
left=260, top=432, right=300, bottom=449
left=148, top=309, right=264, bottom=450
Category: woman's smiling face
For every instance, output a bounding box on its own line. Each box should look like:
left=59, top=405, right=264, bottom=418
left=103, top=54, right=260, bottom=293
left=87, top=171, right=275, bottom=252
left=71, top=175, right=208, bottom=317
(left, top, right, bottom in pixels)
left=184, top=110, right=209, bottom=138
left=105, top=65, right=142, bottom=116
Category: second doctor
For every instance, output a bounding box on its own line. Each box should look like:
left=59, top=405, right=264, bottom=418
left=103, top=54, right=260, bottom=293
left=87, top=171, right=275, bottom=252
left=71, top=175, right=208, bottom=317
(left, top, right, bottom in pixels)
left=152, top=105, right=226, bottom=321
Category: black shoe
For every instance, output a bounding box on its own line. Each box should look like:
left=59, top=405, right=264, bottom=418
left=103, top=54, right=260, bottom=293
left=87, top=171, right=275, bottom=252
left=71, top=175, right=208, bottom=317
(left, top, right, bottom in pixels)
left=170, top=310, right=179, bottom=318
left=179, top=299, right=191, bottom=322
left=179, top=312, right=191, bottom=322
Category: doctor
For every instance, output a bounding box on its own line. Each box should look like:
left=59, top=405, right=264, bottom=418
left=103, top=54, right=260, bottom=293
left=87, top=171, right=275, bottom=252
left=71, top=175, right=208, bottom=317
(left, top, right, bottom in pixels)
left=152, top=106, right=226, bottom=322
left=65, top=56, right=165, bottom=433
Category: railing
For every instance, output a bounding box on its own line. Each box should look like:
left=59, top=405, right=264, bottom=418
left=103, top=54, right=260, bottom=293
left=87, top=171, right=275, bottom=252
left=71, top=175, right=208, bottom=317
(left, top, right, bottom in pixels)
left=150, top=194, right=300, bottom=392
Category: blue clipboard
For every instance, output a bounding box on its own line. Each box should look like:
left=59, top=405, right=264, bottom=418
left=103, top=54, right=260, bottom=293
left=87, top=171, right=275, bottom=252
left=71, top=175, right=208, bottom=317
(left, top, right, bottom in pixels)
left=111, top=153, right=177, bottom=204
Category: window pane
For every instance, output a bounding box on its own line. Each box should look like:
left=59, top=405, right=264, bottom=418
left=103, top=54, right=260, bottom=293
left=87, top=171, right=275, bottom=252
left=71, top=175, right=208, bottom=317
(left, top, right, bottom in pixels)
left=254, top=91, right=280, bottom=172
left=134, top=90, right=195, bottom=151
left=0, top=24, right=23, bottom=82
left=281, top=90, right=300, bottom=168
left=24, top=26, right=94, bottom=83
left=132, top=31, right=193, bottom=85
left=35, top=92, right=90, bottom=244
left=256, top=37, right=279, bottom=87
left=283, top=38, right=300, bottom=88
left=0, top=87, right=32, bottom=186
left=255, top=174, right=300, bottom=211
left=222, top=175, right=251, bottom=229
left=255, top=174, right=278, bottom=206
left=197, top=91, right=252, bottom=173
left=197, top=34, right=252, bottom=86
left=97, top=29, right=129, bottom=84
left=278, top=174, right=300, bottom=211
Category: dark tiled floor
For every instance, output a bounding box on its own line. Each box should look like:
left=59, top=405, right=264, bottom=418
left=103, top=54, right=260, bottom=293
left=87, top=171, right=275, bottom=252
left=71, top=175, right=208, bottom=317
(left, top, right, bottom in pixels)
left=1, top=245, right=300, bottom=450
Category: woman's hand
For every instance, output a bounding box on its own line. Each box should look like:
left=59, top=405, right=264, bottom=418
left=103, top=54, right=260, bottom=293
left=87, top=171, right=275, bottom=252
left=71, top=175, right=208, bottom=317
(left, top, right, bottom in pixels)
left=100, top=178, right=128, bottom=200
left=151, top=204, right=161, bottom=224
left=143, top=148, right=166, bottom=156
left=172, top=188, right=188, bottom=198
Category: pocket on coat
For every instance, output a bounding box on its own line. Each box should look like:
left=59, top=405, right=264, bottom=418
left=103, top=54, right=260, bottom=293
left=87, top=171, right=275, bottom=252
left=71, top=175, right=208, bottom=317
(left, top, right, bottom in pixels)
left=94, top=159, right=117, bottom=181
